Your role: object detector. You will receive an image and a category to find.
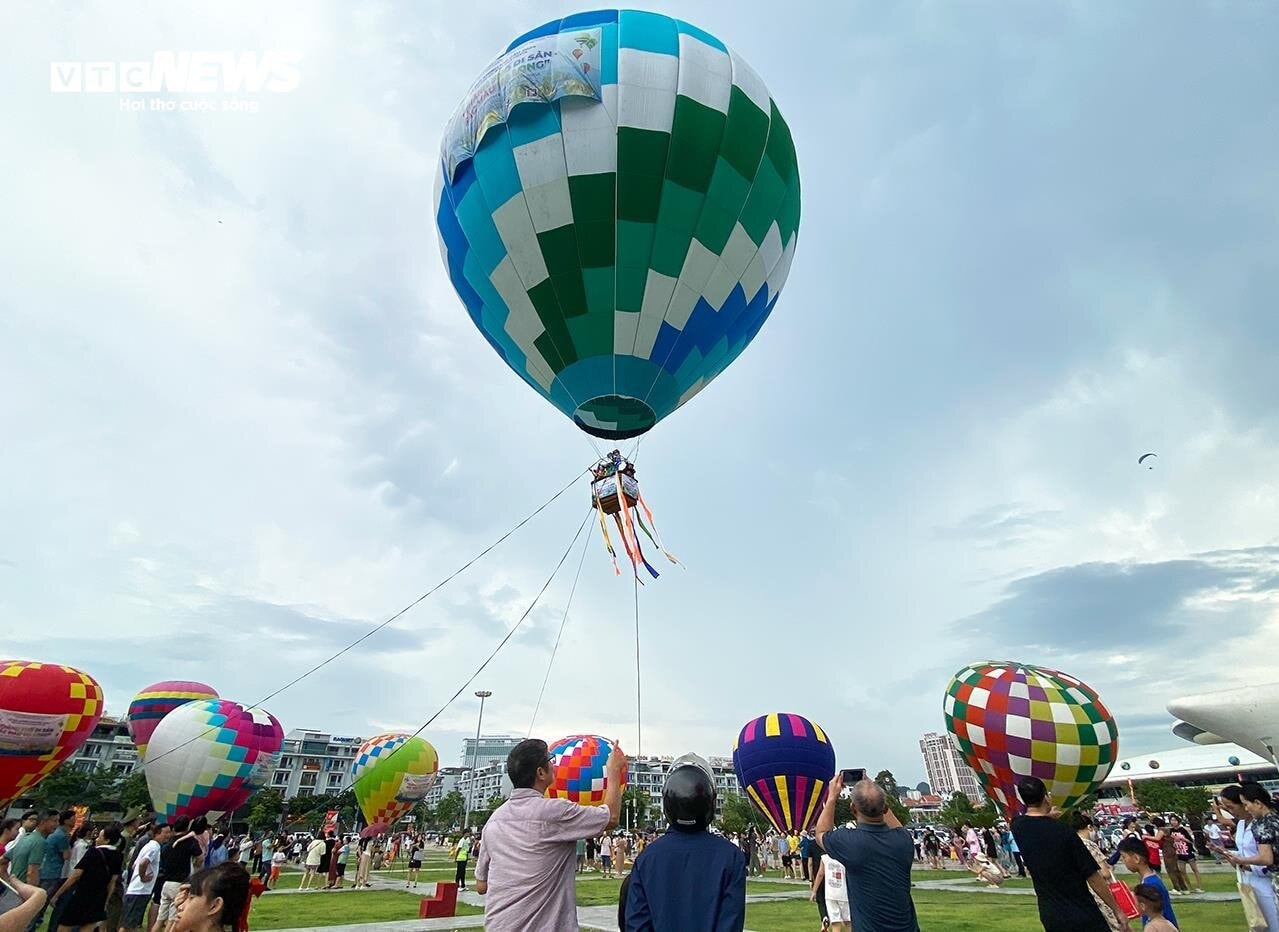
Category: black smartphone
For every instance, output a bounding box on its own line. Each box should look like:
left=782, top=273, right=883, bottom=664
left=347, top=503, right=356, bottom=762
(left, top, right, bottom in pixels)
left=841, top=767, right=866, bottom=784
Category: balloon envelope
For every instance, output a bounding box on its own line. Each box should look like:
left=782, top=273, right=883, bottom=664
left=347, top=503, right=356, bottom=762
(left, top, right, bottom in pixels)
left=732, top=712, right=834, bottom=833
left=943, top=661, right=1119, bottom=819
left=436, top=9, right=800, bottom=440
left=144, top=699, right=283, bottom=823
left=546, top=735, right=623, bottom=806
left=350, top=734, right=440, bottom=827
left=127, top=681, right=219, bottom=756
left=0, top=661, right=104, bottom=807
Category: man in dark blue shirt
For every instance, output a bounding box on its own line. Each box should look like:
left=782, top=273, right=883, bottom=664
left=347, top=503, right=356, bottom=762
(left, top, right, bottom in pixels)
left=815, top=773, right=920, bottom=932
left=624, top=754, right=746, bottom=931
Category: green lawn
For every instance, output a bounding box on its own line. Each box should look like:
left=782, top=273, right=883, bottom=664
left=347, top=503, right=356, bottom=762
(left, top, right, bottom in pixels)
left=250, top=892, right=482, bottom=929
left=250, top=876, right=1242, bottom=931
left=746, top=889, right=1241, bottom=931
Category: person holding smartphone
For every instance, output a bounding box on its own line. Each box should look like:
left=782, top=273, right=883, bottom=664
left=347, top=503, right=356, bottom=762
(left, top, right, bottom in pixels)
left=814, top=770, right=920, bottom=932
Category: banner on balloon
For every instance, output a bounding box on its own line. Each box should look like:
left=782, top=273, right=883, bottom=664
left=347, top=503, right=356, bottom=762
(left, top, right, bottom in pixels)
left=0, top=709, right=69, bottom=756
left=395, top=773, right=439, bottom=803
left=443, top=27, right=602, bottom=179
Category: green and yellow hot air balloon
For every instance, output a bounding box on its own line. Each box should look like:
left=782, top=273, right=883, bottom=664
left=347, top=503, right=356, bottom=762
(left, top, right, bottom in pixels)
left=350, top=733, right=440, bottom=828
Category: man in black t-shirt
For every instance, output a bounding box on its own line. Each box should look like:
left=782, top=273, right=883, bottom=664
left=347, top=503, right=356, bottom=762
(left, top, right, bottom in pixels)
left=1010, top=777, right=1130, bottom=932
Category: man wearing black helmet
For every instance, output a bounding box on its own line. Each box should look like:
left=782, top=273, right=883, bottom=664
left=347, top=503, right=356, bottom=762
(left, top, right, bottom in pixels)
left=621, top=754, right=746, bottom=931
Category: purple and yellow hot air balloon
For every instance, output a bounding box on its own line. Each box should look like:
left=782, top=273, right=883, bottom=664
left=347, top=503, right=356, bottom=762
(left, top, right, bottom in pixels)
left=732, top=713, right=835, bottom=833
left=127, top=681, right=219, bottom=757
left=143, top=699, right=282, bottom=823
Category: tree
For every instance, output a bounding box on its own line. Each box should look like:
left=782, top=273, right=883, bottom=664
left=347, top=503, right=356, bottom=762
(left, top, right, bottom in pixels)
left=29, top=764, right=123, bottom=811
left=468, top=794, right=506, bottom=831
left=1132, top=780, right=1212, bottom=824
left=247, top=788, right=284, bottom=834
left=938, top=792, right=978, bottom=830
left=718, top=794, right=770, bottom=835
left=874, top=770, right=899, bottom=799
left=117, top=772, right=151, bottom=812
left=622, top=786, right=650, bottom=831
left=431, top=791, right=465, bottom=832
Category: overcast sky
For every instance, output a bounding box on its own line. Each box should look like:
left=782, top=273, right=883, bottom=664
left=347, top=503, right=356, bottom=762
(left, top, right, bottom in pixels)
left=3, top=1, right=1277, bottom=787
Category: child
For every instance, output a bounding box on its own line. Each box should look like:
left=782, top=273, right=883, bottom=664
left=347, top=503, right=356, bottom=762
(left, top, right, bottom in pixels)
left=1118, top=837, right=1178, bottom=928
left=810, top=853, right=851, bottom=931
left=1134, top=883, right=1179, bottom=931
left=268, top=848, right=285, bottom=889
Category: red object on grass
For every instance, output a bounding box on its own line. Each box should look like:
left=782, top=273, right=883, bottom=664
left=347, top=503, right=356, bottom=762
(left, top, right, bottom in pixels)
left=419, top=881, right=458, bottom=918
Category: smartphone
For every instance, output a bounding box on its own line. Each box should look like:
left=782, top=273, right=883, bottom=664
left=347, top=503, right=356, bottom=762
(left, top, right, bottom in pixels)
left=841, top=767, right=866, bottom=784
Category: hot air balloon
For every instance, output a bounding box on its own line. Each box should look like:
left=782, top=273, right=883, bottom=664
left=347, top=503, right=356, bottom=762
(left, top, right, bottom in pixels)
left=0, top=661, right=104, bottom=807
left=143, top=699, right=283, bottom=823
left=350, top=734, right=440, bottom=828
left=126, top=680, right=219, bottom=757
left=436, top=11, right=799, bottom=578
left=731, top=713, right=835, bottom=833
left=546, top=735, right=624, bottom=806
left=943, top=661, right=1119, bottom=819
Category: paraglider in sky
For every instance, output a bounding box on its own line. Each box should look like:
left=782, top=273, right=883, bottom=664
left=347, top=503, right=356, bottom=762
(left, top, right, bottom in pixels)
left=943, top=661, right=1119, bottom=819
left=144, top=699, right=283, bottom=823
left=732, top=712, right=835, bottom=833
left=546, top=734, right=625, bottom=805
left=350, top=733, right=440, bottom=828
left=435, top=9, right=800, bottom=441
left=1138, top=452, right=1157, bottom=469
left=126, top=680, right=219, bottom=757
left=0, top=661, right=103, bottom=807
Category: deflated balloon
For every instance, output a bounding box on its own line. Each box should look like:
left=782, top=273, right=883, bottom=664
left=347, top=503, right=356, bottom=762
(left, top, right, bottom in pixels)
left=436, top=9, right=800, bottom=439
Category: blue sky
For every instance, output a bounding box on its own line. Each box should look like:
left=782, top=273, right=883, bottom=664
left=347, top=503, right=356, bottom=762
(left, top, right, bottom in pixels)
left=2, top=1, right=1278, bottom=787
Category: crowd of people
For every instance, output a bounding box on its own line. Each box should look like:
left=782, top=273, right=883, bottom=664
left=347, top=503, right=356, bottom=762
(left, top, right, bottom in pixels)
left=0, top=809, right=257, bottom=932
left=4, top=762, right=1275, bottom=931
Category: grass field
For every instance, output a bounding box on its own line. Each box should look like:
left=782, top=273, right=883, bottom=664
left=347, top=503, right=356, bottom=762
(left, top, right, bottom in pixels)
left=252, top=884, right=1241, bottom=931
left=258, top=857, right=1243, bottom=930
left=250, top=892, right=483, bottom=929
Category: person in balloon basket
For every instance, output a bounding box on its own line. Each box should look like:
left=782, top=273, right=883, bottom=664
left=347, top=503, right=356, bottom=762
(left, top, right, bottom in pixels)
left=1010, top=777, right=1130, bottom=932
left=474, top=737, right=625, bottom=931
left=620, top=754, right=746, bottom=932
left=814, top=774, right=919, bottom=932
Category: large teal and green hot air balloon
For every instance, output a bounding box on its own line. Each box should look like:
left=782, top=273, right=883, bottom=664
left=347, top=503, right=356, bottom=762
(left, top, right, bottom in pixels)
left=436, top=9, right=800, bottom=440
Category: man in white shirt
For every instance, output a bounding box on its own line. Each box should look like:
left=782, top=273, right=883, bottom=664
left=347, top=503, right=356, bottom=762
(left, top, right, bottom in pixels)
left=122, top=824, right=171, bottom=932
left=476, top=738, right=625, bottom=931
left=238, top=836, right=253, bottom=865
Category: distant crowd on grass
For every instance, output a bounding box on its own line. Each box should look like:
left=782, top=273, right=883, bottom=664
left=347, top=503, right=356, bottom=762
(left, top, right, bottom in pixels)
left=5, top=770, right=1274, bottom=932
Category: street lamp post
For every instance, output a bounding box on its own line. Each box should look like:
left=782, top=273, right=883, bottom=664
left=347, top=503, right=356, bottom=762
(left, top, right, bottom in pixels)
left=464, top=690, right=492, bottom=829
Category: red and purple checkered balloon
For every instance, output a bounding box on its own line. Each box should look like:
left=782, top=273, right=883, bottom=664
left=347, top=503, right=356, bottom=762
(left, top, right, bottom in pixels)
left=546, top=734, right=624, bottom=806
left=943, top=661, right=1119, bottom=819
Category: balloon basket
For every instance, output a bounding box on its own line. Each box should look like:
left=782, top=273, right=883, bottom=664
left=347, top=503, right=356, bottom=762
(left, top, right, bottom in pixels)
left=591, top=474, right=639, bottom=516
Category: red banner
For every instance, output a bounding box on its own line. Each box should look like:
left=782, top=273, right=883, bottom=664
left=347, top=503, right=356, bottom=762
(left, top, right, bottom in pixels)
left=322, top=810, right=339, bottom=834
